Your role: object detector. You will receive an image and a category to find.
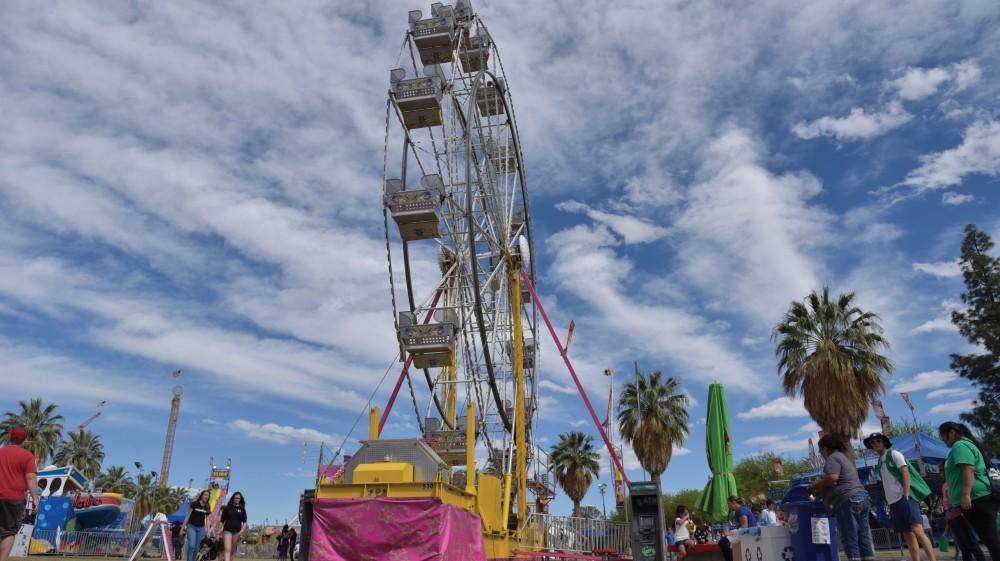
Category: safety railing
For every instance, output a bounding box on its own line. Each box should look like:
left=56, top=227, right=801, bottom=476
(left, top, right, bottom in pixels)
left=28, top=529, right=153, bottom=557
left=523, top=513, right=632, bottom=556
left=871, top=527, right=905, bottom=551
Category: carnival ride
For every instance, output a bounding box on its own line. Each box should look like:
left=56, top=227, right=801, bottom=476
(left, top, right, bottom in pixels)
left=309, top=2, right=630, bottom=559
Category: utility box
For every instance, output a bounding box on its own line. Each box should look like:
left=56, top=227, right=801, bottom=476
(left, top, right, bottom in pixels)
left=353, top=462, right=415, bottom=484
left=629, top=480, right=665, bottom=561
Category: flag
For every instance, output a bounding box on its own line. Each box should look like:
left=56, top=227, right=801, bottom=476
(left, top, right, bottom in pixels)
left=565, top=320, right=576, bottom=351
left=171, top=370, right=182, bottom=378
left=771, top=457, right=784, bottom=476
left=911, top=427, right=922, bottom=456
left=872, top=399, right=885, bottom=418
left=900, top=392, right=915, bottom=412
left=808, top=437, right=819, bottom=467
left=880, top=416, right=893, bottom=436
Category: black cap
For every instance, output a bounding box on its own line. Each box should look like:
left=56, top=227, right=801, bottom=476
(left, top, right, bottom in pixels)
left=863, top=432, right=892, bottom=450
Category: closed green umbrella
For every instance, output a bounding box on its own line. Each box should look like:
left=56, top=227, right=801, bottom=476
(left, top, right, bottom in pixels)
left=694, top=383, right=738, bottom=520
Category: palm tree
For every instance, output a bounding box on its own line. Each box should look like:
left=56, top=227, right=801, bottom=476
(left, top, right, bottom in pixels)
left=550, top=431, right=600, bottom=517
left=132, top=472, right=158, bottom=521
left=773, top=287, right=893, bottom=458
left=54, top=429, right=105, bottom=480
left=1, top=398, right=64, bottom=467
left=152, top=486, right=187, bottom=517
left=95, top=466, right=135, bottom=494
left=617, top=369, right=690, bottom=484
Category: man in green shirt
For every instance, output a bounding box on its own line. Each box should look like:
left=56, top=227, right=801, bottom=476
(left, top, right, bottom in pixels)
left=939, top=422, right=999, bottom=560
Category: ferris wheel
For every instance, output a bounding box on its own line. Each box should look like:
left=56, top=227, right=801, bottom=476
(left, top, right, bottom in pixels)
left=380, top=0, right=538, bottom=497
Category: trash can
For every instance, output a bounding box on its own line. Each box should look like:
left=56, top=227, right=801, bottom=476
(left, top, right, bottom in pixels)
left=781, top=501, right=839, bottom=561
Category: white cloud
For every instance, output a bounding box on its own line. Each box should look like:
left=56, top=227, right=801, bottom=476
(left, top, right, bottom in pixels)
left=547, top=223, right=762, bottom=393
left=889, top=67, right=952, bottom=101
left=737, top=397, right=808, bottom=419
left=928, top=399, right=976, bottom=416
left=538, top=380, right=577, bottom=395
left=744, top=435, right=808, bottom=455
left=927, top=387, right=975, bottom=400
left=798, top=421, right=821, bottom=434
left=793, top=101, right=913, bottom=141
left=912, top=260, right=961, bottom=278
left=570, top=419, right=589, bottom=428
left=674, top=129, right=834, bottom=323
left=913, top=299, right=960, bottom=334
left=0, top=338, right=165, bottom=409
left=201, top=418, right=219, bottom=425
left=898, top=120, right=1000, bottom=193
left=230, top=419, right=342, bottom=445
left=887, top=59, right=982, bottom=100
left=892, top=370, right=958, bottom=393
left=941, top=192, right=975, bottom=205
left=913, top=316, right=959, bottom=334
left=556, top=201, right=669, bottom=244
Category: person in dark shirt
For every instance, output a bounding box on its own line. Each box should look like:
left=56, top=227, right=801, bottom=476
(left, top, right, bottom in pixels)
left=182, top=490, right=211, bottom=561
left=277, top=525, right=289, bottom=561
left=217, top=492, right=247, bottom=561
left=287, top=528, right=297, bottom=560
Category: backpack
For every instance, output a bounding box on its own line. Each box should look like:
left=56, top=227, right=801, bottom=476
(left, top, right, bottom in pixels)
left=879, top=452, right=931, bottom=502
left=988, top=465, right=1000, bottom=501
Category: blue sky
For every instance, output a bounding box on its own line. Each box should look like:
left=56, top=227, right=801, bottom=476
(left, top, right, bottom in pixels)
left=1, top=1, right=999, bottom=522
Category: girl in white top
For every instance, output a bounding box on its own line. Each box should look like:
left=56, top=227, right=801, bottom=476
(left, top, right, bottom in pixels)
left=674, top=505, right=692, bottom=560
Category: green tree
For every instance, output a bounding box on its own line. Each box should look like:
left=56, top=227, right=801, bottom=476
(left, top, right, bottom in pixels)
left=773, top=287, right=893, bottom=459
left=578, top=505, right=603, bottom=520
left=0, top=398, right=65, bottom=467
left=95, top=466, right=135, bottom=495
left=662, top=489, right=705, bottom=522
left=132, top=472, right=159, bottom=521
left=732, top=454, right=815, bottom=500
left=54, top=429, right=105, bottom=480
left=890, top=420, right=937, bottom=439
left=152, top=486, right=188, bottom=518
left=550, top=431, right=601, bottom=517
left=617, top=369, right=690, bottom=484
left=950, top=224, right=1000, bottom=455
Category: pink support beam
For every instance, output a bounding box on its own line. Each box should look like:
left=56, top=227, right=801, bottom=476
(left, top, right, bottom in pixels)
left=520, top=270, right=631, bottom=486
left=378, top=289, right=444, bottom=436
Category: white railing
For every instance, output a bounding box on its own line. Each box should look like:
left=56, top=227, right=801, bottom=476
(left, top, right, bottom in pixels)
left=523, top=513, right=631, bottom=556
left=29, top=529, right=156, bottom=557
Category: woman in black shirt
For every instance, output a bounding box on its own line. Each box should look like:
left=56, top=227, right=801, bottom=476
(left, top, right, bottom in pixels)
left=218, top=491, right=247, bottom=561
left=182, top=490, right=211, bottom=561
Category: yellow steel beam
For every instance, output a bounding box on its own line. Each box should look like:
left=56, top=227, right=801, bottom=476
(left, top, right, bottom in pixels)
left=369, top=406, right=380, bottom=441
left=465, top=402, right=476, bottom=495
left=509, top=257, right=528, bottom=527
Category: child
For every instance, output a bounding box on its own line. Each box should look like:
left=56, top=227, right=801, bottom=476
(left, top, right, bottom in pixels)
left=675, top=505, right=692, bottom=560
left=196, top=534, right=221, bottom=561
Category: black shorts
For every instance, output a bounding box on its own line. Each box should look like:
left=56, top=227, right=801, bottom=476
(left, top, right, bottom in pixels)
left=0, top=499, right=25, bottom=538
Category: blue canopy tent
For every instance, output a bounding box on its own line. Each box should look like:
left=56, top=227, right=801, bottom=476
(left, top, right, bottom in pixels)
left=787, top=433, right=999, bottom=491
left=167, top=501, right=188, bottom=524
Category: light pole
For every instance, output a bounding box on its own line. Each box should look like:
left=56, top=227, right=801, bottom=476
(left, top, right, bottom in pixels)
left=598, top=483, right=608, bottom=519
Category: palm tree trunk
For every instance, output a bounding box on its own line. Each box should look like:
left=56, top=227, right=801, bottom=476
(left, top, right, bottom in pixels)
left=572, top=499, right=581, bottom=517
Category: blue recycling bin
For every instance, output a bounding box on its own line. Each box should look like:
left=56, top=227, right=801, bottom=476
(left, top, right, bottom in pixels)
left=781, top=501, right=839, bottom=561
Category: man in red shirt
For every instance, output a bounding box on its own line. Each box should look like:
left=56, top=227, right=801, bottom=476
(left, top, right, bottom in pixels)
left=0, top=427, right=38, bottom=561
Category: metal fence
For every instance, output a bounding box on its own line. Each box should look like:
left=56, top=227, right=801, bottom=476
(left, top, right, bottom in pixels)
left=27, top=529, right=159, bottom=557
left=523, top=514, right=631, bottom=556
